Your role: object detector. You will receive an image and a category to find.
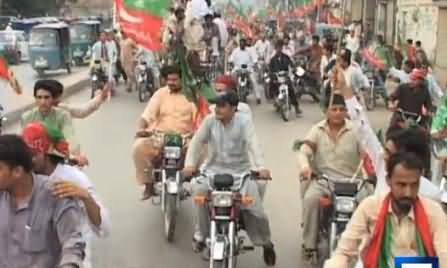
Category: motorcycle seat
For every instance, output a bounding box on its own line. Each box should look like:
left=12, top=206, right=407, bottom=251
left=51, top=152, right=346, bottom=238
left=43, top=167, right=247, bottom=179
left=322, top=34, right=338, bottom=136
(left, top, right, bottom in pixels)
left=319, top=197, right=331, bottom=209
left=213, top=174, right=234, bottom=189
left=333, top=182, right=358, bottom=196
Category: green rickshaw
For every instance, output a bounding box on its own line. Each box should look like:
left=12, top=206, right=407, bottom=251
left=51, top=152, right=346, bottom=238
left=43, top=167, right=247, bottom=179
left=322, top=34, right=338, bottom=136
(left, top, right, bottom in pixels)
left=29, top=22, right=72, bottom=77
left=70, top=20, right=101, bottom=66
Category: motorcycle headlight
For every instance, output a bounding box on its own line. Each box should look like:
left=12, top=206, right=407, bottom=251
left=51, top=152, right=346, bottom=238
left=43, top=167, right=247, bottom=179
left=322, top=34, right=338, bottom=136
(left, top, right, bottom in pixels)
left=335, top=197, right=356, bottom=214
left=138, top=65, right=147, bottom=71
left=212, top=192, right=233, bottom=207
left=164, top=146, right=181, bottom=159
left=92, top=74, right=98, bottom=81
left=296, top=67, right=305, bottom=77
left=278, top=77, right=286, bottom=84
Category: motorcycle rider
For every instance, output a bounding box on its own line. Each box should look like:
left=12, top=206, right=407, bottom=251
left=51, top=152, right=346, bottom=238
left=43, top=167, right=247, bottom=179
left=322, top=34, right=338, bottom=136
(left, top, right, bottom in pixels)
left=132, top=65, right=196, bottom=200
left=298, top=93, right=368, bottom=260
left=324, top=152, right=447, bottom=268
left=211, top=74, right=252, bottom=116
left=21, top=80, right=80, bottom=155
left=269, top=39, right=301, bottom=115
left=183, top=91, right=277, bottom=266
left=229, top=38, right=261, bottom=104
left=22, top=122, right=111, bottom=268
left=387, top=68, right=432, bottom=136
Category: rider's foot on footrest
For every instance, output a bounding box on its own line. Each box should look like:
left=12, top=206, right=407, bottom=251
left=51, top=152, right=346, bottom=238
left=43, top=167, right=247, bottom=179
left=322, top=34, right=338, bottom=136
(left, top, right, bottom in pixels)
left=263, top=242, right=276, bottom=266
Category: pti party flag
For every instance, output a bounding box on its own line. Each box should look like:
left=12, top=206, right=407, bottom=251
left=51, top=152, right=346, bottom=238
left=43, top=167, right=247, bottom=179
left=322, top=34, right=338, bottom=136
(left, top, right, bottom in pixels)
left=115, top=0, right=172, bottom=51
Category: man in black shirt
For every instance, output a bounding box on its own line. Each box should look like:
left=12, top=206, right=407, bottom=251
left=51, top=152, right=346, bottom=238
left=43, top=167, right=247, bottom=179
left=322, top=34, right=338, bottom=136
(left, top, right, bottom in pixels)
left=269, top=40, right=301, bottom=115
left=387, top=68, right=432, bottom=137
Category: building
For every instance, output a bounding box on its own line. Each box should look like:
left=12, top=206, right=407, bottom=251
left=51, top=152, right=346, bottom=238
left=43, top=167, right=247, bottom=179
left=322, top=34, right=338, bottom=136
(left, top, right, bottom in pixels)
left=396, top=0, right=447, bottom=83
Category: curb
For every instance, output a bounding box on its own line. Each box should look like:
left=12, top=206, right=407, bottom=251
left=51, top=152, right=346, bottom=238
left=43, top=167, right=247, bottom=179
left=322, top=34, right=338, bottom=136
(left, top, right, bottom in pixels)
left=3, top=78, right=90, bottom=127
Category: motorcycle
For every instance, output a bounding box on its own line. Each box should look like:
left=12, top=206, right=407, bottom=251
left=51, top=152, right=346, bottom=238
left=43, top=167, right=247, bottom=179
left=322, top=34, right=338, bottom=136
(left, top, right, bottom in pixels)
left=0, top=104, right=6, bottom=134
left=90, top=60, right=107, bottom=99
left=235, top=64, right=251, bottom=103
left=312, top=174, right=370, bottom=265
left=294, top=56, right=320, bottom=103
left=136, top=60, right=155, bottom=103
left=194, top=171, right=266, bottom=268
left=152, top=133, right=189, bottom=242
left=396, top=108, right=425, bottom=130
left=274, top=71, right=291, bottom=122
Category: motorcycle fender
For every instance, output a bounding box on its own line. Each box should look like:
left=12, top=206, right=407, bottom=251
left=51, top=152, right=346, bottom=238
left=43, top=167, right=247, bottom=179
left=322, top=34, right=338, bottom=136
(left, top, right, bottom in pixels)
left=212, top=240, right=226, bottom=261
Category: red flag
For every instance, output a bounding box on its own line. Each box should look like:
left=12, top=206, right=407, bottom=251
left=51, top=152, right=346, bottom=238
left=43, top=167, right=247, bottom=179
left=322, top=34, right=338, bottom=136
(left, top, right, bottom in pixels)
left=233, top=18, right=254, bottom=40
left=326, top=11, right=343, bottom=26
left=115, top=0, right=163, bottom=51
left=0, top=56, right=10, bottom=81
left=362, top=48, right=386, bottom=70
left=193, top=96, right=211, bottom=130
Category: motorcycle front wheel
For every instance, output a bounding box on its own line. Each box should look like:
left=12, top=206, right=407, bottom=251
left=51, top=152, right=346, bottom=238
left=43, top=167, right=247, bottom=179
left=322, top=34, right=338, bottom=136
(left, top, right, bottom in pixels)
left=164, top=193, right=178, bottom=242
left=280, top=99, right=290, bottom=122
left=328, top=222, right=338, bottom=257
left=365, top=86, right=376, bottom=111
left=138, top=82, right=151, bottom=103
left=91, top=81, right=100, bottom=99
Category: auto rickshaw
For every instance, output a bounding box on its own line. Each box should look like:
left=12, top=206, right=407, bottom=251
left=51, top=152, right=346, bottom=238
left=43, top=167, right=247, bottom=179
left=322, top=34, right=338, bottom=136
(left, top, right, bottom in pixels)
left=70, top=20, right=101, bottom=65
left=29, top=22, right=72, bottom=77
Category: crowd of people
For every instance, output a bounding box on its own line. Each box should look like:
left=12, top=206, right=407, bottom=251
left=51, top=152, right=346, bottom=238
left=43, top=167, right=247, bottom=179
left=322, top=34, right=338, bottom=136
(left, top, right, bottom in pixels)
left=1, top=0, right=447, bottom=267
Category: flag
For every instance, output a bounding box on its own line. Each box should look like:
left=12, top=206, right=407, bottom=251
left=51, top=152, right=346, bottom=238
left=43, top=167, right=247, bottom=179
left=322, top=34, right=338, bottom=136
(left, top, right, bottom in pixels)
left=115, top=0, right=171, bottom=51
left=326, top=10, right=343, bottom=26
left=0, top=55, right=10, bottom=81
left=0, top=54, right=22, bottom=95
left=362, top=48, right=386, bottom=70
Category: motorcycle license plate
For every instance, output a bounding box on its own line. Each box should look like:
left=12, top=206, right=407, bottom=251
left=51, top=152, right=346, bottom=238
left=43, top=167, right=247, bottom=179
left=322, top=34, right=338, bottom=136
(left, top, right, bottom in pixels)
left=212, top=241, right=225, bottom=260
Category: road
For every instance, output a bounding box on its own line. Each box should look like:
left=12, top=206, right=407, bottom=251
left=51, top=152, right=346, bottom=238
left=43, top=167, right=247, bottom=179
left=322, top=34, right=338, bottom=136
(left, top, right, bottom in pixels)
left=4, top=84, right=390, bottom=268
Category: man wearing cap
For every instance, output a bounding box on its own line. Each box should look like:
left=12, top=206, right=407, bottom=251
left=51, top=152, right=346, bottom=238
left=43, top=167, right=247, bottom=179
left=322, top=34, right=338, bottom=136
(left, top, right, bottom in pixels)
left=21, top=80, right=80, bottom=155
left=0, top=135, right=86, bottom=268
left=387, top=68, right=433, bottom=136
left=22, top=122, right=111, bottom=268
left=211, top=75, right=252, bottom=116
left=183, top=91, right=276, bottom=266
left=298, top=93, right=368, bottom=260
